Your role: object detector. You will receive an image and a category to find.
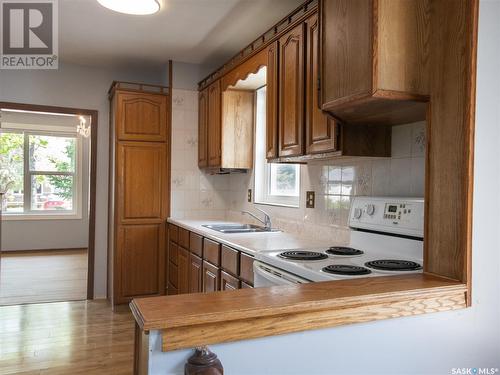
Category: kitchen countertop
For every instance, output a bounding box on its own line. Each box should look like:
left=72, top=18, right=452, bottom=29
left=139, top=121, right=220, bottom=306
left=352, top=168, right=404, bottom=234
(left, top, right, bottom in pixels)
left=167, top=218, right=337, bottom=256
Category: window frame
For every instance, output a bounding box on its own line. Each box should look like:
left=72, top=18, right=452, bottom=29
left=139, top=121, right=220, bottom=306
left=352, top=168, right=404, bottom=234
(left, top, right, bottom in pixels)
left=0, top=127, right=83, bottom=220
left=253, top=86, right=300, bottom=208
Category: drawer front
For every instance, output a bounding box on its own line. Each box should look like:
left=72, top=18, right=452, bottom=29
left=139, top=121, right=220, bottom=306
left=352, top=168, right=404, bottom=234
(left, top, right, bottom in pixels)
left=220, top=270, right=240, bottom=291
left=179, top=228, right=190, bottom=249
left=189, top=232, right=203, bottom=257
left=168, top=224, right=178, bottom=244
left=169, top=241, right=179, bottom=265
left=203, top=238, right=221, bottom=266
left=221, top=245, right=239, bottom=276
left=239, top=252, right=255, bottom=285
left=168, top=262, right=178, bottom=288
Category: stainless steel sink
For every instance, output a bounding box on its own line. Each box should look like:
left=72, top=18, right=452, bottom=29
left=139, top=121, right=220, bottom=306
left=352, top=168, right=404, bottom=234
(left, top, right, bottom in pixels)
left=202, top=224, right=280, bottom=234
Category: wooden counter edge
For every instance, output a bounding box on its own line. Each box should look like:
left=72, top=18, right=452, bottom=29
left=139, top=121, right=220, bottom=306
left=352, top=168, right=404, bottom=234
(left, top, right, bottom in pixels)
left=129, top=274, right=467, bottom=352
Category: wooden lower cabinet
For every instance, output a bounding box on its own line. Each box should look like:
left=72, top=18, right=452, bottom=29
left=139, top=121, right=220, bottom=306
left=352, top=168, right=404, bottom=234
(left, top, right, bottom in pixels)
left=240, top=252, right=255, bottom=285
left=203, top=261, right=220, bottom=293
left=118, top=224, right=164, bottom=301
left=178, top=247, right=190, bottom=294
left=189, top=254, right=203, bottom=293
left=221, top=271, right=240, bottom=291
left=166, top=225, right=255, bottom=294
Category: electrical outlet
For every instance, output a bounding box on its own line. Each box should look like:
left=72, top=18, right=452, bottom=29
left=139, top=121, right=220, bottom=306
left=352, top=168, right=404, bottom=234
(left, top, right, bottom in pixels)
left=247, top=189, right=252, bottom=202
left=306, top=191, right=315, bottom=208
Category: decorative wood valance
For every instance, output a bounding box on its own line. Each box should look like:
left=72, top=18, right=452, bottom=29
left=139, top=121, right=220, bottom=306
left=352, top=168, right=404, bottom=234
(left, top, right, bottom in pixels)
left=221, top=48, right=268, bottom=92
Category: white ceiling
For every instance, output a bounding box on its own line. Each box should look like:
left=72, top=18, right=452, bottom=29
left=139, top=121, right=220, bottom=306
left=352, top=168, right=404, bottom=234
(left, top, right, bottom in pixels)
left=59, top=0, right=304, bottom=69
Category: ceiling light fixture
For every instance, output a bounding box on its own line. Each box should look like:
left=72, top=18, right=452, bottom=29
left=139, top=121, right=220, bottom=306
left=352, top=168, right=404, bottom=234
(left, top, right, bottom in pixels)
left=97, top=0, right=160, bottom=15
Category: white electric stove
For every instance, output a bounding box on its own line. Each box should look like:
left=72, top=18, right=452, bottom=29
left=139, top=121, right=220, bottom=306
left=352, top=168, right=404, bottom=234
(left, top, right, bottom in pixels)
left=254, top=197, right=425, bottom=287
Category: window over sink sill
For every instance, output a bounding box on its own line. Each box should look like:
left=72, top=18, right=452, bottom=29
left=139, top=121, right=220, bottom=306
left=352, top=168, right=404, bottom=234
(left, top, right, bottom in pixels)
left=254, top=86, right=301, bottom=208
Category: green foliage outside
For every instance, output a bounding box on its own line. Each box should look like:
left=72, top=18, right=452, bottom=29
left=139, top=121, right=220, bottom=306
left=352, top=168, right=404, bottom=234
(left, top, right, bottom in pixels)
left=47, top=141, right=75, bottom=200
left=0, top=132, right=75, bottom=203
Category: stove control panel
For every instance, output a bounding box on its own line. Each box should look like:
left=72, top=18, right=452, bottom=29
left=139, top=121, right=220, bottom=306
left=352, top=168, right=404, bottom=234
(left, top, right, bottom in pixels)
left=349, top=197, right=424, bottom=238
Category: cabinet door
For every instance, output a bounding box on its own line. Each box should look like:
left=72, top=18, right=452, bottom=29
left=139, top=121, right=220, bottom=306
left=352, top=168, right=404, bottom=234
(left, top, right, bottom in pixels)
left=116, top=91, right=167, bottom=142
left=117, top=142, right=167, bottom=223
left=220, top=271, right=240, bottom=291
left=278, top=24, right=305, bottom=157
left=239, top=253, right=255, bottom=286
left=118, top=224, right=164, bottom=299
left=202, top=261, right=220, bottom=293
left=320, top=0, right=372, bottom=107
left=207, top=80, right=222, bottom=167
left=189, top=254, right=203, bottom=293
left=178, top=247, right=190, bottom=294
left=266, top=41, right=279, bottom=159
left=306, top=14, right=338, bottom=154
left=198, top=88, right=209, bottom=167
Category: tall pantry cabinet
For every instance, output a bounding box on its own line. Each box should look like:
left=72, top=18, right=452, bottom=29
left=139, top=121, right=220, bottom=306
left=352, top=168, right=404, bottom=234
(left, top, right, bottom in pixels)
left=108, top=82, right=170, bottom=306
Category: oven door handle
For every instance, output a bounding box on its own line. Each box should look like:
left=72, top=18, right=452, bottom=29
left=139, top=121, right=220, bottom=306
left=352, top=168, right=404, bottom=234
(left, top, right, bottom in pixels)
left=253, top=261, right=308, bottom=285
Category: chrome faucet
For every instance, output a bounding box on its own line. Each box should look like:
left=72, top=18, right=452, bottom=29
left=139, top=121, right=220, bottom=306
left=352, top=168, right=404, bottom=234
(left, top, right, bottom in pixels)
left=241, top=207, right=272, bottom=230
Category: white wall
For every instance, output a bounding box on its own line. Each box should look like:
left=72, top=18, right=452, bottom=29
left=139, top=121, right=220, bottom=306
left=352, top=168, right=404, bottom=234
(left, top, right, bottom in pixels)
left=0, top=62, right=165, bottom=297
left=152, top=1, right=500, bottom=373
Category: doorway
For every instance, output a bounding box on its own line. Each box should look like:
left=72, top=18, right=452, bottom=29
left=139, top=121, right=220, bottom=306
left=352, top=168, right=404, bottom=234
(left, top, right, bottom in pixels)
left=0, top=102, right=97, bottom=305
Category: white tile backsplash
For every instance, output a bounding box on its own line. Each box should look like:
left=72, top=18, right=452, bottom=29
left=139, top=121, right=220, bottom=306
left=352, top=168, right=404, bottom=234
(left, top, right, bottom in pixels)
left=170, top=95, right=426, bottom=241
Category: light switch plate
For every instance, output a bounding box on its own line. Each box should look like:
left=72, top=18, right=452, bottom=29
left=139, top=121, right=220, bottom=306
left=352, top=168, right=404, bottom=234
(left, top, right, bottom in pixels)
left=248, top=189, right=252, bottom=203
left=306, top=191, right=315, bottom=208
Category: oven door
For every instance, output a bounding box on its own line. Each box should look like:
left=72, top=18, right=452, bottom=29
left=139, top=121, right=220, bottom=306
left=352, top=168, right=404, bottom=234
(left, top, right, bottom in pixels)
left=253, top=261, right=310, bottom=287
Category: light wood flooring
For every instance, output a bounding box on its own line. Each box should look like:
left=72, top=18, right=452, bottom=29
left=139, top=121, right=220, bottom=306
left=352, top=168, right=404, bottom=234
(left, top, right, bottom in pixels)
left=0, top=249, right=88, bottom=306
left=0, top=300, right=135, bottom=374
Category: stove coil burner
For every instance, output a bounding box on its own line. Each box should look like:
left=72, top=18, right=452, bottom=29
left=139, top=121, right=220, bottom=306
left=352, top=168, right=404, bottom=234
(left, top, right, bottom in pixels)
left=322, top=264, right=372, bottom=276
left=326, top=247, right=364, bottom=256
left=365, top=259, right=422, bottom=271
left=278, top=251, right=328, bottom=261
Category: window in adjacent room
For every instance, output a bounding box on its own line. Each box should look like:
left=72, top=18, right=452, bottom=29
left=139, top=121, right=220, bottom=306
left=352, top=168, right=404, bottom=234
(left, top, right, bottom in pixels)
left=0, top=110, right=85, bottom=219
left=254, top=86, right=300, bottom=207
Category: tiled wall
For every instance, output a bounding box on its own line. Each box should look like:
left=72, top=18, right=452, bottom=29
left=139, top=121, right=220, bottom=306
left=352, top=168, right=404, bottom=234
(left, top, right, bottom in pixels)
left=170, top=90, right=426, bottom=241
left=170, top=88, right=230, bottom=219
left=225, top=121, right=426, bottom=242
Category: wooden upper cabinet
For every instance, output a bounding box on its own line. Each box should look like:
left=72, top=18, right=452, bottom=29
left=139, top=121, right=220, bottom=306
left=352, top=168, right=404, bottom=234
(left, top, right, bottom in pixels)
left=198, top=88, right=208, bottom=168
left=207, top=80, right=222, bottom=167
left=278, top=23, right=305, bottom=157
left=221, top=90, right=254, bottom=169
left=305, top=13, right=338, bottom=154
left=116, top=91, right=167, bottom=142
left=266, top=41, right=279, bottom=159
left=117, top=142, right=166, bottom=223
left=320, top=0, right=430, bottom=125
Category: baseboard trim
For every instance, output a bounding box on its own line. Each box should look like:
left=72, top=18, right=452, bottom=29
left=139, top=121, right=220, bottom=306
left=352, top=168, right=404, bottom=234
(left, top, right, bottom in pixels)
left=1, top=248, right=88, bottom=254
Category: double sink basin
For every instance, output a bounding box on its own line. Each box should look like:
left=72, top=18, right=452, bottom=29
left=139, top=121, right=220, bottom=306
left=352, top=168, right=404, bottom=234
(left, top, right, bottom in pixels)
left=202, top=224, right=280, bottom=234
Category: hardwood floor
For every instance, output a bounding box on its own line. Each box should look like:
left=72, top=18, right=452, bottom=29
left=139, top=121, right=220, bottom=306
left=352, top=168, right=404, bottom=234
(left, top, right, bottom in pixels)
left=0, top=249, right=88, bottom=306
left=0, top=300, right=135, bottom=374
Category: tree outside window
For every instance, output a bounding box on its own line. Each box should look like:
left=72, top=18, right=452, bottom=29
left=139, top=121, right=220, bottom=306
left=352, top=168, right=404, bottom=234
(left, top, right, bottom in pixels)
left=0, top=131, right=78, bottom=215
